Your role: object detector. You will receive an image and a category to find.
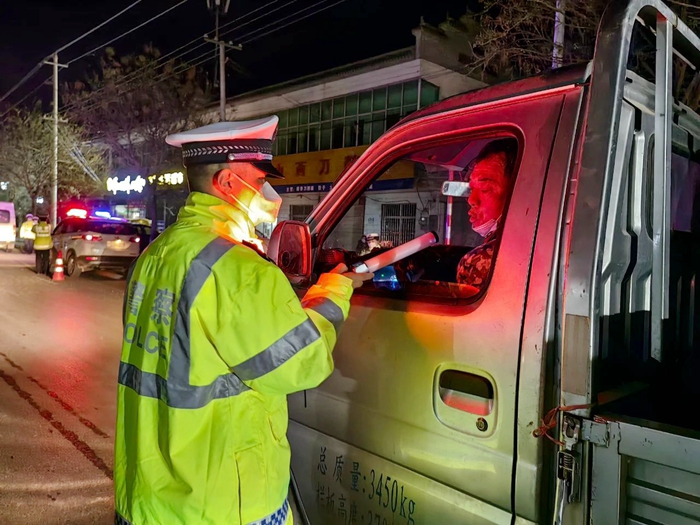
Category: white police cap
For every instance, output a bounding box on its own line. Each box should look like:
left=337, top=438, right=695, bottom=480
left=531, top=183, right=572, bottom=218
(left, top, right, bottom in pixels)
left=165, top=116, right=283, bottom=178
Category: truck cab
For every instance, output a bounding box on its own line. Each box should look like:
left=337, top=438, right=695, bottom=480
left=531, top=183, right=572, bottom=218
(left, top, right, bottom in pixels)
left=268, top=1, right=700, bottom=523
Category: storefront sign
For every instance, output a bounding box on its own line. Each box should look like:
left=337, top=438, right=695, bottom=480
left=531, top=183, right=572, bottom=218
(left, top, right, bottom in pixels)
left=270, top=146, right=414, bottom=194
left=107, top=175, right=146, bottom=195
left=279, top=178, right=413, bottom=194
left=148, top=171, right=184, bottom=186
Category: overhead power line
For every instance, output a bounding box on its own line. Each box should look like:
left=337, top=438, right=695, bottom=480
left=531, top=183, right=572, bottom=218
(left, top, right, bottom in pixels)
left=57, top=0, right=143, bottom=55
left=67, top=0, right=192, bottom=65
left=0, top=75, right=52, bottom=119
left=65, top=0, right=297, bottom=107
left=0, top=63, right=45, bottom=106
left=0, top=0, right=143, bottom=106
left=62, top=0, right=348, bottom=116
left=239, top=0, right=347, bottom=44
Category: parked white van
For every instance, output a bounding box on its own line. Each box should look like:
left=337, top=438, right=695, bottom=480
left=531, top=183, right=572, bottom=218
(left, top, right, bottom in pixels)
left=0, top=202, right=16, bottom=252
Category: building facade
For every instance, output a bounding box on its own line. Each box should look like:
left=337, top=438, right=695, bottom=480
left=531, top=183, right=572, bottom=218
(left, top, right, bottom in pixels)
left=216, top=34, right=484, bottom=242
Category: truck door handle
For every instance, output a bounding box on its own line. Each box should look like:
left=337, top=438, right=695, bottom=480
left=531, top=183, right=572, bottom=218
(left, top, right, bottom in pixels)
left=438, top=369, right=494, bottom=416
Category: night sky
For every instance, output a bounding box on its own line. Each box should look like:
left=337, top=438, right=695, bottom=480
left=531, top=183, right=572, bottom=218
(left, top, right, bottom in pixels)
left=0, top=0, right=476, bottom=110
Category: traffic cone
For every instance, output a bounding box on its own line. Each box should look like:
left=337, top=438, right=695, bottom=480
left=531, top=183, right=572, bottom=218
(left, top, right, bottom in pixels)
left=53, top=250, right=65, bottom=282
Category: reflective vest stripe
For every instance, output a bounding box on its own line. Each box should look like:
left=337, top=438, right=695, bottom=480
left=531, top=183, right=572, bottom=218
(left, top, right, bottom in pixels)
left=119, top=237, right=252, bottom=409
left=118, top=361, right=249, bottom=409
left=233, top=289, right=344, bottom=383
left=302, top=297, right=345, bottom=334
left=170, top=237, right=234, bottom=385
left=234, top=318, right=321, bottom=382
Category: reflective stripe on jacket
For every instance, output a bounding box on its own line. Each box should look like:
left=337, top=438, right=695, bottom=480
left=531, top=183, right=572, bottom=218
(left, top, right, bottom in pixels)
left=33, top=222, right=52, bottom=250
left=115, top=191, right=353, bottom=525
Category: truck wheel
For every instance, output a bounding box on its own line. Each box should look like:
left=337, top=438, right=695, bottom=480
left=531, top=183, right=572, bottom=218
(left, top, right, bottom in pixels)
left=65, top=252, right=82, bottom=278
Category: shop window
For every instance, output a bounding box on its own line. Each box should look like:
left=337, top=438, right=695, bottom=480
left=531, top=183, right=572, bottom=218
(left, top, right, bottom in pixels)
left=420, top=80, right=440, bottom=108
left=359, top=91, right=372, bottom=114
left=316, top=136, right=520, bottom=300
left=271, top=81, right=440, bottom=157
left=309, top=103, right=320, bottom=123
left=402, top=105, right=418, bottom=117
left=278, top=110, right=288, bottom=128
left=321, top=100, right=333, bottom=122
left=387, top=108, right=402, bottom=130
left=288, top=107, right=299, bottom=127
left=308, top=126, right=320, bottom=152
left=320, top=123, right=332, bottom=150
left=288, top=133, right=298, bottom=155
left=333, top=98, right=345, bottom=119
left=344, top=118, right=357, bottom=148
left=290, top=204, right=314, bottom=222
left=373, top=88, right=387, bottom=111
left=403, top=80, right=418, bottom=107
left=298, top=105, right=309, bottom=126
left=381, top=203, right=417, bottom=246
left=388, top=84, right=402, bottom=109
left=371, top=113, right=385, bottom=142
left=275, top=134, right=288, bottom=156
left=297, top=129, right=308, bottom=154
left=346, top=94, right=358, bottom=116
left=332, top=122, right=344, bottom=149
left=358, top=115, right=371, bottom=146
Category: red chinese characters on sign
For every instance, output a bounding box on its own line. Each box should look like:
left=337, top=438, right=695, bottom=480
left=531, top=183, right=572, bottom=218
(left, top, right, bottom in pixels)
left=319, top=158, right=331, bottom=176
left=295, top=162, right=307, bottom=177
left=344, top=154, right=359, bottom=168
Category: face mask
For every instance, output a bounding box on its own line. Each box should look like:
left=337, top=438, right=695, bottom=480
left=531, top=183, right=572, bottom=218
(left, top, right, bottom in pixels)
left=229, top=175, right=282, bottom=226
left=473, top=217, right=499, bottom=237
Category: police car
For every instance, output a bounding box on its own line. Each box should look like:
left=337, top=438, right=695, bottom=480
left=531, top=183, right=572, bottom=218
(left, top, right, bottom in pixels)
left=51, top=214, right=140, bottom=278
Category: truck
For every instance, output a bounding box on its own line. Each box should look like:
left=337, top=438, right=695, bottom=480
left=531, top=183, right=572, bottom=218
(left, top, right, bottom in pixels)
left=266, top=1, right=700, bottom=523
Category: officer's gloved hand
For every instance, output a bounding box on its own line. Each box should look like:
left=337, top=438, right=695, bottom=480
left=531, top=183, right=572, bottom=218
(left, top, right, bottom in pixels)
left=330, top=263, right=374, bottom=289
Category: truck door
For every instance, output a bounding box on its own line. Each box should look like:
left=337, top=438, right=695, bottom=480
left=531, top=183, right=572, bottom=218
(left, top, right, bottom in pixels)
left=288, top=86, right=579, bottom=524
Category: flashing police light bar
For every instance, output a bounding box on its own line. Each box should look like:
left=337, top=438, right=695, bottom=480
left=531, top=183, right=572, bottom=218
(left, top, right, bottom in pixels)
left=66, top=208, right=88, bottom=219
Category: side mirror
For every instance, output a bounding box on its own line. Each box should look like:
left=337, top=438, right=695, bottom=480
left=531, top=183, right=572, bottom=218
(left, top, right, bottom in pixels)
left=267, top=220, right=312, bottom=284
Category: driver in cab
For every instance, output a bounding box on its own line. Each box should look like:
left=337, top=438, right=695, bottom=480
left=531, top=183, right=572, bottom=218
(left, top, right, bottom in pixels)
left=456, top=140, right=516, bottom=288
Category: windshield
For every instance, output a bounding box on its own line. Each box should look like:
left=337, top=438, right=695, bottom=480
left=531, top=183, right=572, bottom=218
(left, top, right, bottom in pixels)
left=0, top=210, right=10, bottom=224
left=82, top=221, right=138, bottom=235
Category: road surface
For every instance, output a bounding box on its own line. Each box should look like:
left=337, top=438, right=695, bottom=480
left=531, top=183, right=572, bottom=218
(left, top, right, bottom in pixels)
left=0, top=251, right=125, bottom=525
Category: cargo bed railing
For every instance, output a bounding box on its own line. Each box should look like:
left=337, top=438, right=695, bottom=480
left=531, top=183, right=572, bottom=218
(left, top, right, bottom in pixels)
left=565, top=0, right=700, bottom=404
left=558, top=1, right=700, bottom=523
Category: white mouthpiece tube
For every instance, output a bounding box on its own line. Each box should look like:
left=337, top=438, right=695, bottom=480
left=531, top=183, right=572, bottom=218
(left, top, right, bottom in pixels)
left=353, top=231, right=439, bottom=274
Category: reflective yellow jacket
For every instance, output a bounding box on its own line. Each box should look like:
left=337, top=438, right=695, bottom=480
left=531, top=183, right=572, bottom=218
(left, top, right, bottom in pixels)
left=115, top=191, right=353, bottom=525
left=32, top=222, right=52, bottom=250
left=20, top=220, right=36, bottom=240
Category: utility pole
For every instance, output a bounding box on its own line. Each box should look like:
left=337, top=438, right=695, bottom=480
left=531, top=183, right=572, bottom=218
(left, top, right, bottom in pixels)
left=552, top=0, right=566, bottom=69
left=205, top=0, right=240, bottom=121
left=42, top=54, right=68, bottom=226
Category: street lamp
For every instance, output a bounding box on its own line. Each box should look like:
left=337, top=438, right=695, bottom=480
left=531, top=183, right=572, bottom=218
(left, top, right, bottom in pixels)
left=0, top=182, right=8, bottom=191
left=36, top=196, right=44, bottom=204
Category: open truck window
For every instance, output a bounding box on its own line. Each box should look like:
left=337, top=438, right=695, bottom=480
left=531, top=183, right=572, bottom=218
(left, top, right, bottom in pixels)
left=314, top=136, right=520, bottom=300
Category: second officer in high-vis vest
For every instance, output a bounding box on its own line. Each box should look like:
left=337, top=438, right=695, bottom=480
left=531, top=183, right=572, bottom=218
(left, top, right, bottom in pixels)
left=32, top=216, right=52, bottom=275
left=115, top=117, right=373, bottom=525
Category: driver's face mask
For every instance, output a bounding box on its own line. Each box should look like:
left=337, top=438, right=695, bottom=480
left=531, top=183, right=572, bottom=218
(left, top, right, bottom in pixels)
left=228, top=173, right=282, bottom=226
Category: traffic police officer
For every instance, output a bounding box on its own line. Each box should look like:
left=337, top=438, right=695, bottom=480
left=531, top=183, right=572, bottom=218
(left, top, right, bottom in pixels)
left=19, top=214, right=36, bottom=253
left=115, top=116, right=372, bottom=525
left=32, top=216, right=52, bottom=275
